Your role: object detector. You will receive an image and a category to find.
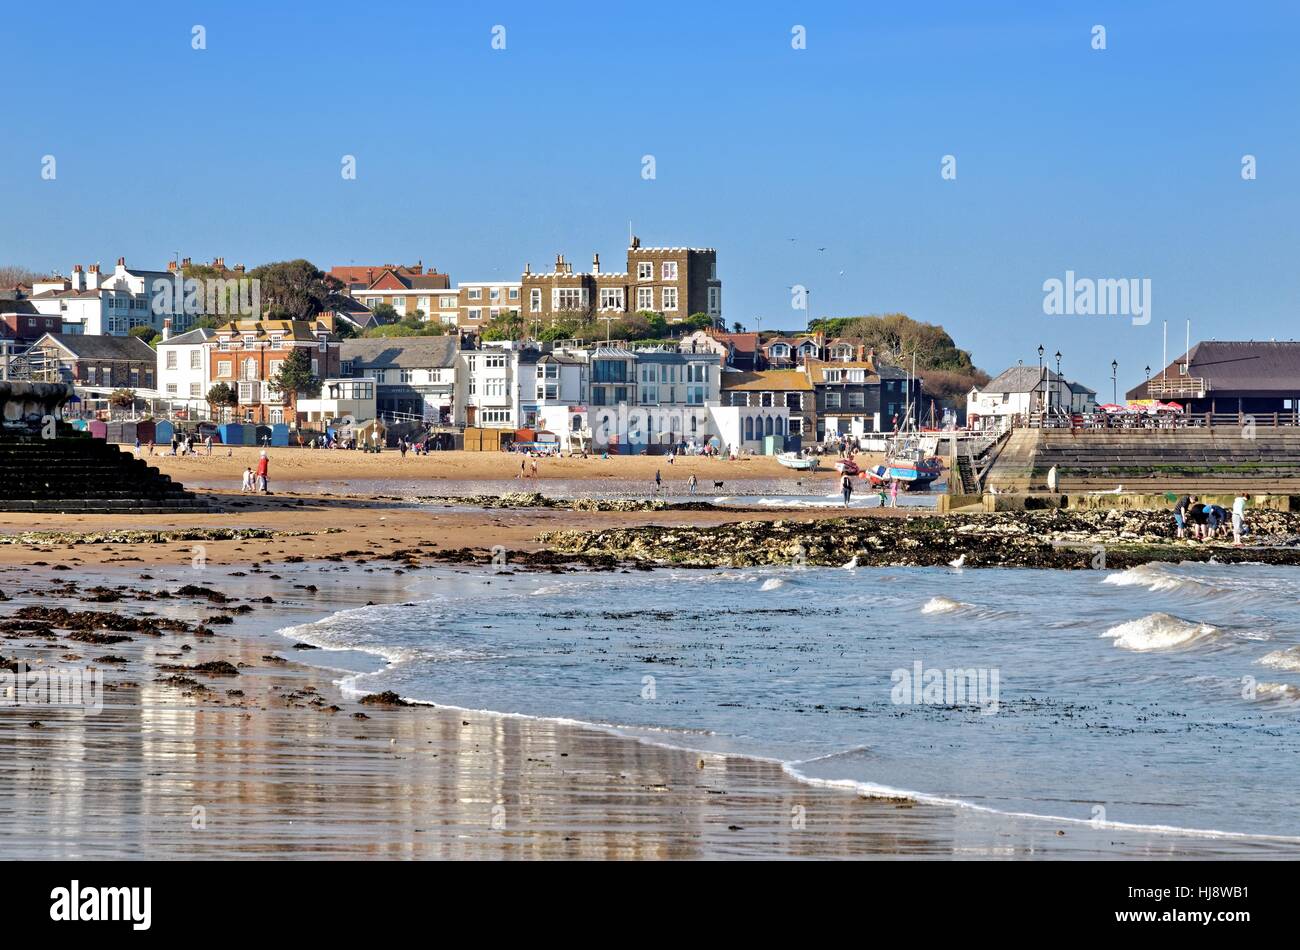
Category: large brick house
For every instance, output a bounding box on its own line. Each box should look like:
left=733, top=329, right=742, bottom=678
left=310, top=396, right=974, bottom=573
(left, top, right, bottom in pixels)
left=521, top=236, right=721, bottom=327
left=31, top=333, right=158, bottom=393
left=206, top=315, right=343, bottom=425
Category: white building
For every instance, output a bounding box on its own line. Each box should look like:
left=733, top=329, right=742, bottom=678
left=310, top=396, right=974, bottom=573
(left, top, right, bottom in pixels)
left=708, top=405, right=791, bottom=454
left=458, top=342, right=523, bottom=428
left=156, top=325, right=214, bottom=413
left=30, top=258, right=189, bottom=335
left=296, top=378, right=377, bottom=428
left=967, top=366, right=1073, bottom=426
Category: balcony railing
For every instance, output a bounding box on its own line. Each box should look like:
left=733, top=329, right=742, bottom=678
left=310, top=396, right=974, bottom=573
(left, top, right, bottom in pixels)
left=1146, top=375, right=1209, bottom=397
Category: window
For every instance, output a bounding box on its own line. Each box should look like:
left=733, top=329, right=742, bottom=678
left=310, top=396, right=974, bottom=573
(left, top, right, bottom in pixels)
left=440, top=296, right=456, bottom=308
left=636, top=287, right=654, bottom=310
left=366, top=297, right=381, bottom=308
left=418, top=296, right=430, bottom=311
left=686, top=363, right=708, bottom=383
left=508, top=287, right=519, bottom=301
left=190, top=382, right=201, bottom=397
left=484, top=353, right=507, bottom=368
left=269, top=360, right=284, bottom=378
left=190, top=350, right=202, bottom=370
left=489, top=288, right=500, bottom=302
left=599, top=287, right=625, bottom=310
left=553, top=288, right=588, bottom=311
left=637, top=262, right=653, bottom=281
left=241, top=358, right=258, bottom=380
left=467, top=288, right=482, bottom=300
left=238, top=380, right=260, bottom=402
left=166, top=383, right=178, bottom=395
left=530, top=289, right=541, bottom=313
left=661, top=261, right=678, bottom=281
left=164, top=350, right=178, bottom=369
left=468, top=308, right=481, bottom=321
left=661, top=287, right=678, bottom=311
left=707, top=286, right=721, bottom=314
left=825, top=392, right=842, bottom=409
left=217, top=360, right=232, bottom=378
left=642, top=385, right=658, bottom=404
left=825, top=370, right=843, bottom=382
left=848, top=369, right=865, bottom=383
left=771, top=343, right=789, bottom=357
left=400, top=369, right=414, bottom=383
left=848, top=391, right=865, bottom=408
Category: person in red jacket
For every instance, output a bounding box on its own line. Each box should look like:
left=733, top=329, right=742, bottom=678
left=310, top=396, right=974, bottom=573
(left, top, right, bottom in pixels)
left=256, top=450, right=270, bottom=494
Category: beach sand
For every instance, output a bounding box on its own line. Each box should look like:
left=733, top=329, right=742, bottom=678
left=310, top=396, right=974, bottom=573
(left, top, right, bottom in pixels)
left=3, top=547, right=1295, bottom=860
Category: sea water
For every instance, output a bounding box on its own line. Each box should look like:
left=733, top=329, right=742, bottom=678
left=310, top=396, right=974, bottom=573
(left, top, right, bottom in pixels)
left=278, top=561, right=1300, bottom=840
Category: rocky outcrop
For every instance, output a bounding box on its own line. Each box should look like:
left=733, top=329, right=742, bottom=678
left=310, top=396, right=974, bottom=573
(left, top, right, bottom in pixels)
left=541, top=508, right=1300, bottom=569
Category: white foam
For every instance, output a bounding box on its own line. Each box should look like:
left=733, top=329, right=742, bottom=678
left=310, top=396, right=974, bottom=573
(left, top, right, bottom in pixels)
left=1259, top=647, right=1300, bottom=672
left=922, top=595, right=970, bottom=615
left=1101, top=612, right=1219, bottom=652
left=760, top=577, right=787, bottom=591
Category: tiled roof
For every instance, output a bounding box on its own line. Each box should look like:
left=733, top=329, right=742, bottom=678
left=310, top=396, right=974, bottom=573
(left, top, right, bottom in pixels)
left=36, top=333, right=156, bottom=361
left=721, top=369, right=813, bottom=392
left=341, top=336, right=457, bottom=369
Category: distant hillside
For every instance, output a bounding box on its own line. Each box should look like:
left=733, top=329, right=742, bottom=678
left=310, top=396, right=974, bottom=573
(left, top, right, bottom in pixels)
left=808, top=313, right=990, bottom=409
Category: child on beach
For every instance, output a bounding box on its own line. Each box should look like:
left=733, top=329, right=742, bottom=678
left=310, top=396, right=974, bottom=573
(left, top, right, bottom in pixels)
left=241, top=468, right=255, bottom=492
left=687, top=473, right=697, bottom=495
left=1232, top=492, right=1248, bottom=546
left=841, top=473, right=854, bottom=508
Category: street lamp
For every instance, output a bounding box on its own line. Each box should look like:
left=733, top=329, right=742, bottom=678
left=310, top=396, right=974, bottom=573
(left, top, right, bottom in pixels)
left=1054, top=350, right=1061, bottom=413
left=1037, top=345, right=1045, bottom=417
left=1111, top=359, right=1118, bottom=404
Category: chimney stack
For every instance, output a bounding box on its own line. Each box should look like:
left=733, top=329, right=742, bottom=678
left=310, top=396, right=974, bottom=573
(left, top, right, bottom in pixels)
left=87, top=264, right=101, bottom=290
left=162, top=317, right=172, bottom=341
left=167, top=261, right=177, bottom=273
left=70, top=265, right=84, bottom=291
left=214, top=256, right=225, bottom=269
left=182, top=257, right=191, bottom=268
left=116, top=256, right=126, bottom=268
left=592, top=253, right=600, bottom=275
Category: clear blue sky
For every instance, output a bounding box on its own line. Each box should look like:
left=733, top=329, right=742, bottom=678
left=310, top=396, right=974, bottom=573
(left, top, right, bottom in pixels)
left=4, top=0, right=1297, bottom=394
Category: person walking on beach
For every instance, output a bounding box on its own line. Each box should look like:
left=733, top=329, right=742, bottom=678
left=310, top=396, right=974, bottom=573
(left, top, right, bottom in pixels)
left=1173, top=494, right=1191, bottom=539
left=654, top=468, right=662, bottom=497
left=519, top=458, right=527, bottom=479
left=889, top=479, right=900, bottom=508
left=256, top=450, right=270, bottom=494
left=241, top=467, right=255, bottom=492
left=688, top=473, right=697, bottom=495
left=1232, top=492, right=1248, bottom=546
left=841, top=472, right=854, bottom=508
left=531, top=458, right=539, bottom=478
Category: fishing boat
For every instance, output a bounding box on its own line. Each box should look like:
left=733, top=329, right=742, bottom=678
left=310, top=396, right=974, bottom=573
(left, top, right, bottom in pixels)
left=776, top=452, right=820, bottom=471
left=865, top=450, right=944, bottom=488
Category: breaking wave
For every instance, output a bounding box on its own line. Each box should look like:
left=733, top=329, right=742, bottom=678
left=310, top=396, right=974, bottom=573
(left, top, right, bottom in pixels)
left=1259, top=647, right=1300, bottom=672
left=1101, top=612, right=1220, bottom=652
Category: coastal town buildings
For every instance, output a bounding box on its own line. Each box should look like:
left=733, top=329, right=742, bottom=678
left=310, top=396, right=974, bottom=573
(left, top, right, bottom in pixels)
left=31, top=332, right=158, bottom=395
left=967, top=366, right=1075, bottom=425
left=206, top=315, right=343, bottom=425
left=719, top=369, right=815, bottom=439
left=30, top=258, right=190, bottom=336
left=156, top=325, right=214, bottom=415
left=1127, top=341, right=1300, bottom=417
left=339, top=336, right=458, bottom=423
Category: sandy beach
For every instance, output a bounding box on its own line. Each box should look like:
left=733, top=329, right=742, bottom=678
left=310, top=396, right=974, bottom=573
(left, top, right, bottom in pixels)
left=3, top=558, right=1290, bottom=860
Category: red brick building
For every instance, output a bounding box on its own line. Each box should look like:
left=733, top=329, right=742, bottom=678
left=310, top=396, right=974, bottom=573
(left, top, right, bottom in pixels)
left=206, top=315, right=343, bottom=425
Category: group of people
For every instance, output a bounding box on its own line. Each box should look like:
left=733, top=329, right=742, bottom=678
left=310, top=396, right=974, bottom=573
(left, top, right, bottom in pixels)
left=840, top=473, right=901, bottom=508
left=1173, top=493, right=1249, bottom=545
left=240, top=451, right=272, bottom=494
left=134, top=434, right=215, bottom=457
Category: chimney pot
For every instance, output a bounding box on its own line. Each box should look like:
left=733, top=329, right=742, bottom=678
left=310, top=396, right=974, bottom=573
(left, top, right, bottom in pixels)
left=116, top=256, right=125, bottom=266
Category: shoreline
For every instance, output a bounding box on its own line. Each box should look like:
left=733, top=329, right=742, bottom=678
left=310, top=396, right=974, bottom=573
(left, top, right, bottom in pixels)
left=3, top=556, right=1298, bottom=858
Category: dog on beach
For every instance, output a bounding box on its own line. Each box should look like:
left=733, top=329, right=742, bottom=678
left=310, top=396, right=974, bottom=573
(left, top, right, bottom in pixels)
left=713, top=481, right=724, bottom=489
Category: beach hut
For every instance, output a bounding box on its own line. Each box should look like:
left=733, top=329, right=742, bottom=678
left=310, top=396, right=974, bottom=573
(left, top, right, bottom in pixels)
left=270, top=423, right=290, bottom=447
left=219, top=423, right=246, bottom=446
left=135, top=419, right=156, bottom=445
left=254, top=425, right=272, bottom=446
left=196, top=421, right=219, bottom=443
left=154, top=420, right=174, bottom=445
left=88, top=421, right=107, bottom=441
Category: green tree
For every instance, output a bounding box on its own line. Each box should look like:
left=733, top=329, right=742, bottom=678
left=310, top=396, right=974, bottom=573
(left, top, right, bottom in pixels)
left=268, top=348, right=321, bottom=403
left=246, top=259, right=339, bottom=320
left=207, top=382, right=237, bottom=409
left=684, top=312, right=714, bottom=331
left=370, top=303, right=400, bottom=324
left=362, top=322, right=446, bottom=338
left=129, top=325, right=159, bottom=346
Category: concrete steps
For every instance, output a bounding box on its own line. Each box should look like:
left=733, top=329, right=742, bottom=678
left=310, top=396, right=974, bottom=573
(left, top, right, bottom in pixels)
left=0, top=427, right=210, bottom=513
left=984, top=428, right=1300, bottom=493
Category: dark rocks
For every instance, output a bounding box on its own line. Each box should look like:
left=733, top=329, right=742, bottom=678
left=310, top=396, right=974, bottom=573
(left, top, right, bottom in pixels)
left=358, top=691, right=410, bottom=707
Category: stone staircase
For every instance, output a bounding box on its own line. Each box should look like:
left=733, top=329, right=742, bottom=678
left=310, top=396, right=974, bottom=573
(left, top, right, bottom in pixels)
left=0, top=429, right=210, bottom=514
left=984, top=428, right=1300, bottom=494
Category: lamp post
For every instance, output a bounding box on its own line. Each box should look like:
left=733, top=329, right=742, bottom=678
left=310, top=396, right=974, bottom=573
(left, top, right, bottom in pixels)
left=1037, top=344, right=1045, bottom=416
left=1054, top=350, right=1061, bottom=414
left=1111, top=359, right=1118, bottom=404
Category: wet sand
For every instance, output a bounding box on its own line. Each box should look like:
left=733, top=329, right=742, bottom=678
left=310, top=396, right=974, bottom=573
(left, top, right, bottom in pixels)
left=2, top=558, right=1295, bottom=859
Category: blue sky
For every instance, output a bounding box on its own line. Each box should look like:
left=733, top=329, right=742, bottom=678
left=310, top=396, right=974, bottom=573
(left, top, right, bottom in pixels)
left=4, top=0, right=1298, bottom=393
